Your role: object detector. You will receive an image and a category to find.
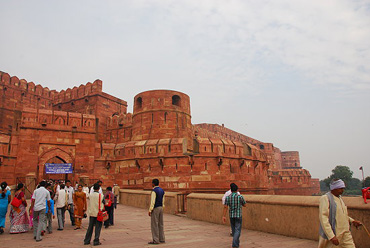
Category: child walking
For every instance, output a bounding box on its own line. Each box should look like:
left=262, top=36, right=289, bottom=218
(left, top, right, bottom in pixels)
left=44, top=191, right=55, bottom=234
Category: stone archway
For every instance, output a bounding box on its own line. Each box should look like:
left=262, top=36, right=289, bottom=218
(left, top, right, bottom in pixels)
left=38, top=147, right=75, bottom=182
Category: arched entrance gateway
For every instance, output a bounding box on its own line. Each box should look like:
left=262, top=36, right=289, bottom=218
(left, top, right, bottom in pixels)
left=37, top=147, right=75, bottom=183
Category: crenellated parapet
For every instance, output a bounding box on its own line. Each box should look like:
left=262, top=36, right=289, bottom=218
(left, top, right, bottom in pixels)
left=0, top=71, right=57, bottom=99
left=194, top=123, right=300, bottom=171
left=53, top=80, right=103, bottom=104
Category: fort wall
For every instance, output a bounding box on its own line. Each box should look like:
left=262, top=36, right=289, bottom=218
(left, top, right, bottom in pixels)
left=186, top=193, right=369, bottom=248
left=116, top=190, right=369, bottom=248
left=1, top=71, right=319, bottom=195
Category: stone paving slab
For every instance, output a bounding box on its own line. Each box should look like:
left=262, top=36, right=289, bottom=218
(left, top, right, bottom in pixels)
left=0, top=205, right=317, bottom=248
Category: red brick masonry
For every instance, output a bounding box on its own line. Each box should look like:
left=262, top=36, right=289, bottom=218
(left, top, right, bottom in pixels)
left=0, top=71, right=319, bottom=195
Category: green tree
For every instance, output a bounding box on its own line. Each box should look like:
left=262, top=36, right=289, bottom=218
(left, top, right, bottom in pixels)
left=323, top=165, right=353, bottom=188
left=348, top=178, right=362, bottom=189
left=364, top=176, right=370, bottom=187
left=346, top=178, right=362, bottom=195
left=321, top=165, right=362, bottom=195
left=320, top=180, right=329, bottom=192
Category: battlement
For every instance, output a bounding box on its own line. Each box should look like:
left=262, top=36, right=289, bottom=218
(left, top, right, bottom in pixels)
left=0, top=71, right=113, bottom=105
left=0, top=71, right=58, bottom=100
left=194, top=123, right=262, bottom=146
left=53, top=80, right=103, bottom=104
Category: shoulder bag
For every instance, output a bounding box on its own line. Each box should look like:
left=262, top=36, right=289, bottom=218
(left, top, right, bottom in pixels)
left=11, top=192, right=22, bottom=208
left=97, top=193, right=108, bottom=222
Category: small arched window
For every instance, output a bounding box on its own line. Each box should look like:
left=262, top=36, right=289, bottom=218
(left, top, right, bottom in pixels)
left=172, top=95, right=181, bottom=106
left=136, top=97, right=143, bottom=109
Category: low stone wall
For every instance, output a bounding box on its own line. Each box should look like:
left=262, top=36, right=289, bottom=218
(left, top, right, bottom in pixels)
left=186, top=194, right=370, bottom=248
left=119, top=189, right=179, bottom=215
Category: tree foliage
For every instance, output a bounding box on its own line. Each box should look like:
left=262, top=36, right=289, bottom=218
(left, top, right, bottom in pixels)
left=320, top=165, right=362, bottom=195
left=364, top=176, right=370, bottom=187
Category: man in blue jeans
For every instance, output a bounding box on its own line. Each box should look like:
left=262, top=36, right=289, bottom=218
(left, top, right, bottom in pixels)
left=222, top=183, right=246, bottom=248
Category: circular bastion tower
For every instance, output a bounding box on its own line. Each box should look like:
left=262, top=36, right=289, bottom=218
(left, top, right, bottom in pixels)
left=132, top=90, right=193, bottom=151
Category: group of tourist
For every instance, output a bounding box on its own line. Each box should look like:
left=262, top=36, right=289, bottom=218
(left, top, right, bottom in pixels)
left=0, top=177, right=364, bottom=247
left=0, top=179, right=122, bottom=245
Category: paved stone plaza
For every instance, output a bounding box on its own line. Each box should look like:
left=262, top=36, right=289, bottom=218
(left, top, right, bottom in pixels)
left=1, top=204, right=317, bottom=248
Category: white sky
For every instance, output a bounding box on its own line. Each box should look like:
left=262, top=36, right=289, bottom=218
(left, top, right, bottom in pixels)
left=1, top=0, right=369, bottom=180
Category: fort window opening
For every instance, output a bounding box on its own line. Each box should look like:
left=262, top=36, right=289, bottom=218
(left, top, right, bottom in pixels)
left=260, top=144, right=264, bottom=150
left=136, top=97, right=142, bottom=109
left=172, top=95, right=181, bottom=106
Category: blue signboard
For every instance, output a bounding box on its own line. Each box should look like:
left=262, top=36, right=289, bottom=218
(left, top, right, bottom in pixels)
left=45, top=163, right=73, bottom=174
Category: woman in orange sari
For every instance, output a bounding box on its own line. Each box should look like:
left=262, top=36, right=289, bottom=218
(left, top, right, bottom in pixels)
left=73, top=185, right=87, bottom=230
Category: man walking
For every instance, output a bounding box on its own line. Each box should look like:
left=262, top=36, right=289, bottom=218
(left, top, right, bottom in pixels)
left=54, top=184, right=67, bottom=230
left=65, top=180, right=75, bottom=226
left=222, top=183, right=240, bottom=236
left=84, top=183, right=104, bottom=246
left=113, top=183, right=120, bottom=208
left=318, top=179, right=362, bottom=248
left=222, top=183, right=246, bottom=248
left=148, top=179, right=165, bottom=245
left=29, top=181, right=51, bottom=242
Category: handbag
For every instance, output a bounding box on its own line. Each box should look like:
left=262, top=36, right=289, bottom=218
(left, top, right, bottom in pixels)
left=11, top=193, right=22, bottom=208
left=97, top=193, right=108, bottom=222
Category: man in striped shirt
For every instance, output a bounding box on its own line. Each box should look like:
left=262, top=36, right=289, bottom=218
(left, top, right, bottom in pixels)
left=222, top=183, right=246, bottom=248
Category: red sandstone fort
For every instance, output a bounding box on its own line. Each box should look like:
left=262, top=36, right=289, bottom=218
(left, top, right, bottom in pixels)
left=0, top=71, right=319, bottom=195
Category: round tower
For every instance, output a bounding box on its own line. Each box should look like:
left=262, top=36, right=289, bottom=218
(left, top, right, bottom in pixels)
left=132, top=90, right=193, bottom=150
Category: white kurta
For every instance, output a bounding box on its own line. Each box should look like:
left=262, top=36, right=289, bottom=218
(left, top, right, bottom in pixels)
left=318, top=193, right=355, bottom=248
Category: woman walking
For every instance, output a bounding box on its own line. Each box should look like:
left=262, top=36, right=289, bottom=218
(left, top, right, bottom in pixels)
left=104, top=186, right=115, bottom=228
left=9, top=183, right=29, bottom=234
left=0, top=182, right=11, bottom=234
left=73, top=184, right=87, bottom=230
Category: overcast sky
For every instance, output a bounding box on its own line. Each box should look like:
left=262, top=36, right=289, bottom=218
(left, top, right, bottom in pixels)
left=1, top=0, right=369, bottom=180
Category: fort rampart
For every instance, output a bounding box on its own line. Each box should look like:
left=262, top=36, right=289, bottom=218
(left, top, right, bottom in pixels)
left=1, top=71, right=319, bottom=195
left=119, top=190, right=370, bottom=248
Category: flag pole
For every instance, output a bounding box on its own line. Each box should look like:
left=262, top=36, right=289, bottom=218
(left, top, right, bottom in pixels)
left=360, top=166, right=365, bottom=187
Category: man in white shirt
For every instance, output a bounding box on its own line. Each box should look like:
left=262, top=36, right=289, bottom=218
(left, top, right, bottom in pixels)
left=54, top=184, right=67, bottom=230
left=65, top=180, right=75, bottom=226
left=84, top=183, right=104, bottom=246
left=90, top=180, right=103, bottom=195
left=29, top=181, right=51, bottom=242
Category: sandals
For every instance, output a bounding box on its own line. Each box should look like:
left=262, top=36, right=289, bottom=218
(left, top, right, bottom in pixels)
left=148, top=241, right=160, bottom=245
